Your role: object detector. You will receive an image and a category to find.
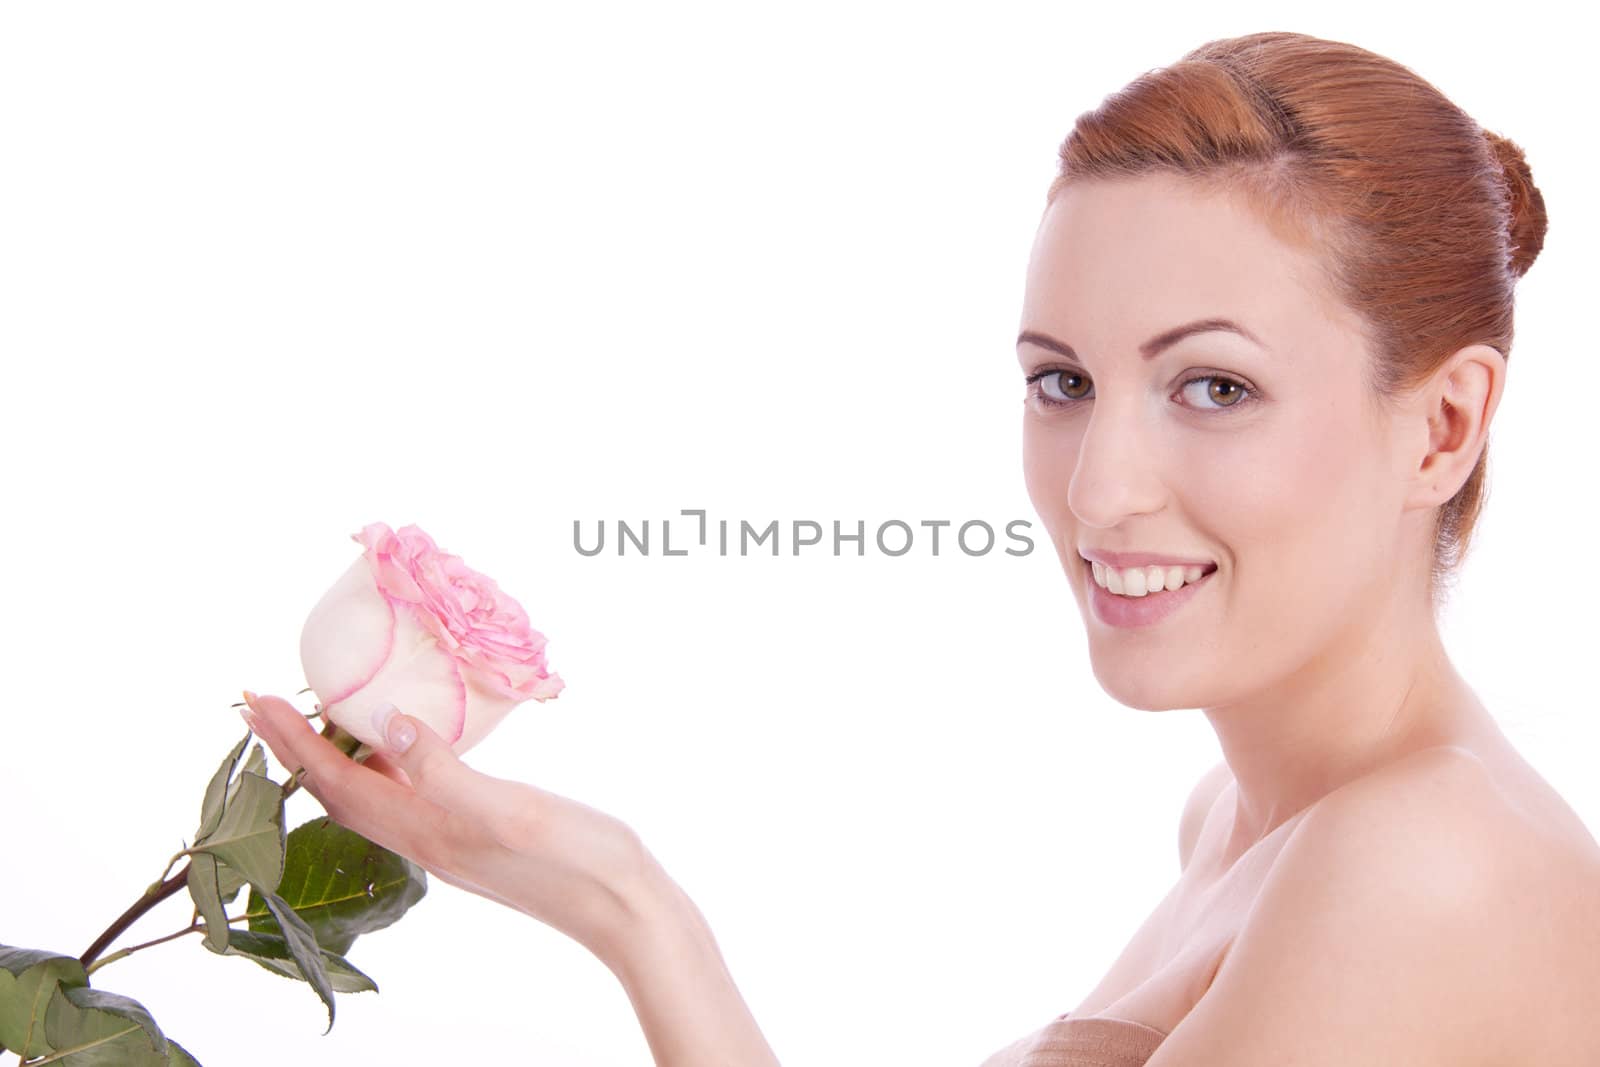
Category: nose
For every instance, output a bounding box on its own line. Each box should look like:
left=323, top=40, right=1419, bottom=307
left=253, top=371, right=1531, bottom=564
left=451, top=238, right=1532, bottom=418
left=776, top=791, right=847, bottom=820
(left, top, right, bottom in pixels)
left=1065, top=402, right=1169, bottom=530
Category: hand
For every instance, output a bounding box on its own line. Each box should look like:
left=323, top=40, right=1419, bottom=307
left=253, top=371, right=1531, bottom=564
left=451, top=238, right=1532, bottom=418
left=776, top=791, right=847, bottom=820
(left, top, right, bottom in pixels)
left=239, top=691, right=661, bottom=971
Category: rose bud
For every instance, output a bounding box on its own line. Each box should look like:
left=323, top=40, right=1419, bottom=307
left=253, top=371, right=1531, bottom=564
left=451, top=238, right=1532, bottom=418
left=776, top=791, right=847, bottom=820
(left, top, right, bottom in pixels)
left=299, top=522, right=564, bottom=754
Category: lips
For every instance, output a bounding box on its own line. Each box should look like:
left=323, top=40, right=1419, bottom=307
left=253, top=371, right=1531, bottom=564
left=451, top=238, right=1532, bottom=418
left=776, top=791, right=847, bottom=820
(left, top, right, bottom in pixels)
left=1084, top=558, right=1215, bottom=629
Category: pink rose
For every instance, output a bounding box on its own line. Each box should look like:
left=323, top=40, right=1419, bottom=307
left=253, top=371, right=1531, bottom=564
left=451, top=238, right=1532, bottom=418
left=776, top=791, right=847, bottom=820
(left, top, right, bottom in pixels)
left=299, top=522, right=564, bottom=754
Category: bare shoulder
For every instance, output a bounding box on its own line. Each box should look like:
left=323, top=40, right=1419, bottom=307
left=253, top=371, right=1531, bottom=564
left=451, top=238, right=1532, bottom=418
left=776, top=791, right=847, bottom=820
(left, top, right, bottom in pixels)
left=1148, top=746, right=1600, bottom=1066
left=1177, top=758, right=1233, bottom=870
left=1297, top=748, right=1600, bottom=1056
left=1319, top=745, right=1600, bottom=893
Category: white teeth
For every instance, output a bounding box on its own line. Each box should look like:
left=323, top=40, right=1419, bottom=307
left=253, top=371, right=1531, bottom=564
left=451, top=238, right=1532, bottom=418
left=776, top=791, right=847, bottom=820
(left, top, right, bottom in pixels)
left=1089, top=560, right=1212, bottom=597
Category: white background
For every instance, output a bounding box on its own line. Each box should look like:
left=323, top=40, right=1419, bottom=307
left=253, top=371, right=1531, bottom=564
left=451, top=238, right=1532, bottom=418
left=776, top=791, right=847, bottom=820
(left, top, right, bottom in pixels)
left=1, top=3, right=1593, bottom=1065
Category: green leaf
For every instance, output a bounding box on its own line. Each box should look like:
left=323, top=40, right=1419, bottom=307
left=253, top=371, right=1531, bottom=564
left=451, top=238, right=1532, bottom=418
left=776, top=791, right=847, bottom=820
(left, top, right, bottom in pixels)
left=214, top=856, right=247, bottom=905
left=222, top=931, right=378, bottom=994
left=239, top=740, right=268, bottom=782
left=246, top=816, right=428, bottom=955
left=195, top=731, right=252, bottom=843
left=185, top=852, right=234, bottom=954
left=166, top=1037, right=202, bottom=1065
left=189, top=733, right=278, bottom=953
left=41, top=984, right=168, bottom=1065
left=259, top=890, right=337, bottom=1033
left=189, top=771, right=285, bottom=895
left=0, top=946, right=88, bottom=1058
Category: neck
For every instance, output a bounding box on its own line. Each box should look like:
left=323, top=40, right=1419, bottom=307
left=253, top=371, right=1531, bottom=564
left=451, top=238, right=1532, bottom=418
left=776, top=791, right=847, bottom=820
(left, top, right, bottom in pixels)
left=1202, top=589, right=1492, bottom=868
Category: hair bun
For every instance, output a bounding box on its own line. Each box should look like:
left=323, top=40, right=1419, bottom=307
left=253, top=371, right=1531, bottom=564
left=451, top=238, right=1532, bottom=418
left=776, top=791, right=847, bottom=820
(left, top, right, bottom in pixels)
left=1482, top=129, right=1548, bottom=278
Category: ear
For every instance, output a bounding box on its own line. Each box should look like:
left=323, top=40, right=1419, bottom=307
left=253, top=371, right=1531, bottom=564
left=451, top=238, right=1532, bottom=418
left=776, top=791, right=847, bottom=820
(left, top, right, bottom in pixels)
left=1402, top=343, right=1507, bottom=511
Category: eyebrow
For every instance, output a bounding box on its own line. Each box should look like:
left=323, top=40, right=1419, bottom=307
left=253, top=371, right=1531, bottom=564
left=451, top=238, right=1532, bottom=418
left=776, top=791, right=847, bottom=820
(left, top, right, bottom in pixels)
left=1016, top=317, right=1267, bottom=361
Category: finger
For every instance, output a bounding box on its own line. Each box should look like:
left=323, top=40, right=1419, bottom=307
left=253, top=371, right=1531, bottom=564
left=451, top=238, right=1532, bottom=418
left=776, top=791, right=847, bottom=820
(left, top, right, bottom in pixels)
left=241, top=704, right=527, bottom=914
left=368, top=702, right=523, bottom=834
left=239, top=691, right=317, bottom=775
left=361, top=750, right=413, bottom=789
left=240, top=695, right=411, bottom=790
left=242, top=691, right=468, bottom=863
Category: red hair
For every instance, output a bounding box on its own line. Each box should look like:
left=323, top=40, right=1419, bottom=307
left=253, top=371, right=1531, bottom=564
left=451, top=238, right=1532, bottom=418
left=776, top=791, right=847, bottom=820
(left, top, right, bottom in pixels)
left=1047, top=31, right=1547, bottom=603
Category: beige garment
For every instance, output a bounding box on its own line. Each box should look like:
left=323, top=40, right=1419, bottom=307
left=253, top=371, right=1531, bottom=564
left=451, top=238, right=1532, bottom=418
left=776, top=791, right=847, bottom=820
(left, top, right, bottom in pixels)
left=979, top=1012, right=1168, bottom=1067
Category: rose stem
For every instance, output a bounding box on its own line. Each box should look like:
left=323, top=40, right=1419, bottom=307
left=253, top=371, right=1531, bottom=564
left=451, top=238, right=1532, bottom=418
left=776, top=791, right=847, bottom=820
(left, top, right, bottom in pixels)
left=78, top=713, right=334, bottom=968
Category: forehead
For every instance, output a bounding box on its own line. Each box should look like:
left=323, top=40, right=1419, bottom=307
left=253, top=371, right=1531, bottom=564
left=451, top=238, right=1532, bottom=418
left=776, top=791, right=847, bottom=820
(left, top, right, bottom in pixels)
left=1021, top=173, right=1351, bottom=357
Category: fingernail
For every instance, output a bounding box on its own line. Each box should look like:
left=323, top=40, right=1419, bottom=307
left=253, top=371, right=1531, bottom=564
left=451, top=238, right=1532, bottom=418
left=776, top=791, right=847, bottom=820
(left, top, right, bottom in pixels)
left=372, top=702, right=415, bottom=753
left=242, top=690, right=261, bottom=712
left=239, top=705, right=258, bottom=730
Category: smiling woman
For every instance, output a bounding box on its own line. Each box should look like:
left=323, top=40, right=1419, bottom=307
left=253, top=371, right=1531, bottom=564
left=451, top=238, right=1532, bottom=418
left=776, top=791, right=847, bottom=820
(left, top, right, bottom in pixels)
left=217, top=28, right=1594, bottom=1067
left=984, top=29, right=1600, bottom=1067
left=0, top=7, right=1590, bottom=1067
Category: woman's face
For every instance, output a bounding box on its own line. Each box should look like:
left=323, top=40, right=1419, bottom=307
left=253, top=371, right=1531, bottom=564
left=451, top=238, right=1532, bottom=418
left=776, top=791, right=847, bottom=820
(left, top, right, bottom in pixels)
left=1019, top=172, right=1418, bottom=711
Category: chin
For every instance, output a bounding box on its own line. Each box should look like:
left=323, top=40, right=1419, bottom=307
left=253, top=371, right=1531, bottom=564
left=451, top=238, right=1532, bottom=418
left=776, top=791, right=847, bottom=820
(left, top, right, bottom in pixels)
left=1088, top=655, right=1197, bottom=712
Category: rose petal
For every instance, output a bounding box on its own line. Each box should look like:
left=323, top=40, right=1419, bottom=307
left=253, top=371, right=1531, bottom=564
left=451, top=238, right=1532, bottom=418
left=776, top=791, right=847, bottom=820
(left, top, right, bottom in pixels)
left=314, top=521, right=561, bottom=754
left=323, top=600, right=469, bottom=748
left=301, top=557, right=397, bottom=708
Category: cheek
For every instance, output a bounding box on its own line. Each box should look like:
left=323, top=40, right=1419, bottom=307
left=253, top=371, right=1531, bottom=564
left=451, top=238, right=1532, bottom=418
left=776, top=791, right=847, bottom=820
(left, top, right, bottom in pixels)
left=1189, top=406, right=1381, bottom=607
left=1021, top=419, right=1078, bottom=522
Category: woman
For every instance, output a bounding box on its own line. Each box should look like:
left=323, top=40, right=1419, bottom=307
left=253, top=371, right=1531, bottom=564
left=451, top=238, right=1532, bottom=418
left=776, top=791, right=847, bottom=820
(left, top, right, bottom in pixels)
left=241, top=30, right=1600, bottom=1066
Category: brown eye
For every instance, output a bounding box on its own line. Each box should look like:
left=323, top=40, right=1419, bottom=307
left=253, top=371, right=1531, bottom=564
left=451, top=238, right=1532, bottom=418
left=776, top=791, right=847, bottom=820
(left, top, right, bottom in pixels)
left=1039, top=370, right=1091, bottom=402
left=1179, top=374, right=1253, bottom=410
left=1209, top=380, right=1242, bottom=405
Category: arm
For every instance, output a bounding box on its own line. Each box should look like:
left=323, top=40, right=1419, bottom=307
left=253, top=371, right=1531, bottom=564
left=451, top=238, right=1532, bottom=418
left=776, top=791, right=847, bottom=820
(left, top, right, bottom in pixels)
left=241, top=692, right=782, bottom=1066
left=604, top=862, right=782, bottom=1067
